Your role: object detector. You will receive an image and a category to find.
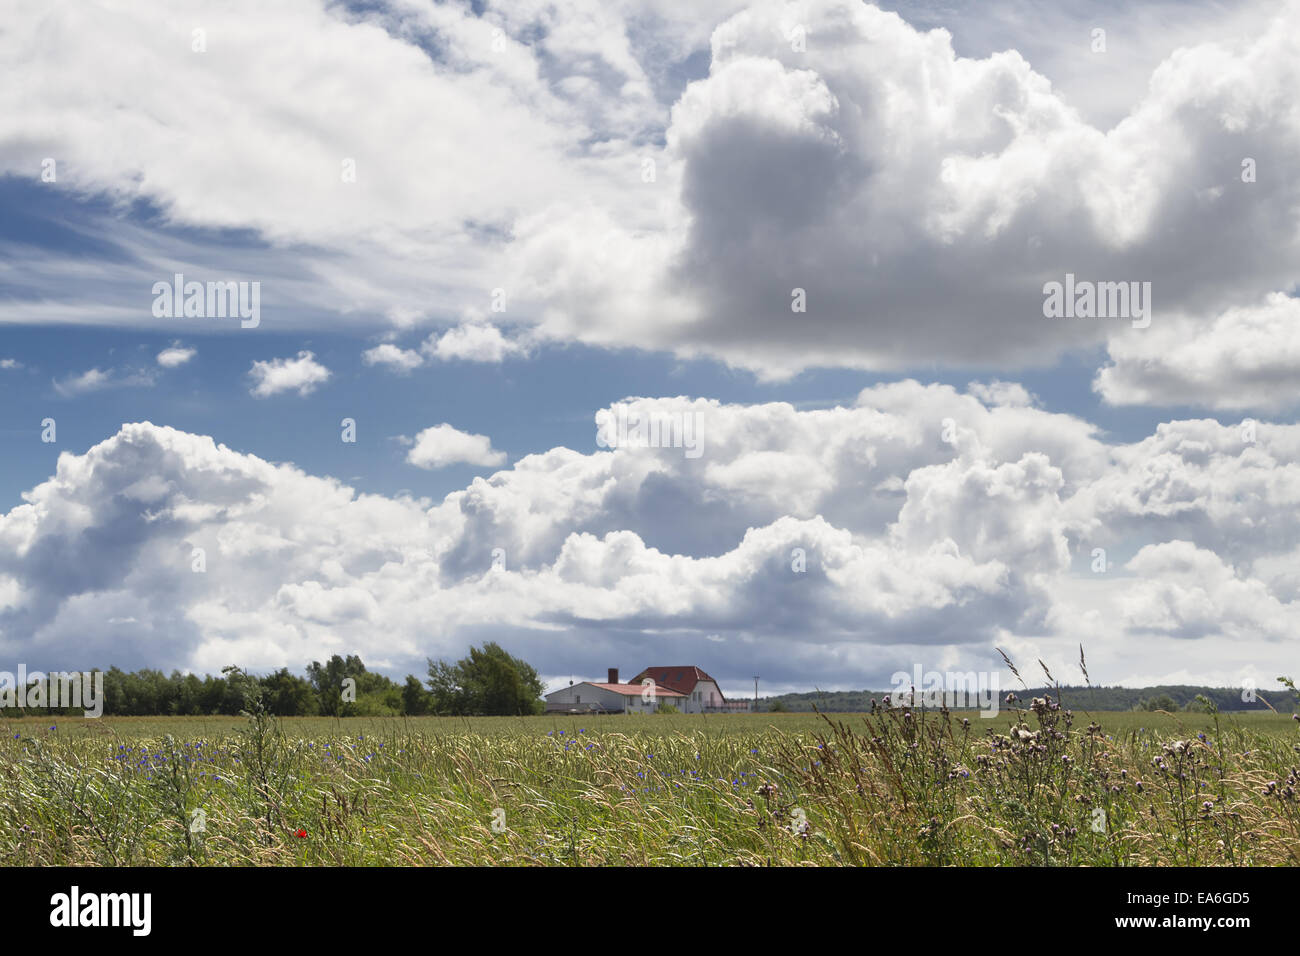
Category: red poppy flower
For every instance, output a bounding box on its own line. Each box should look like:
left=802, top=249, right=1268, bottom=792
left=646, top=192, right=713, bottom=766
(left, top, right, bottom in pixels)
left=295, top=829, right=307, bottom=838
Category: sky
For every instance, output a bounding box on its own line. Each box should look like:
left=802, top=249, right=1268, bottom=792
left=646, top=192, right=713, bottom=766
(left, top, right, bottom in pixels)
left=2, top=0, right=1299, bottom=698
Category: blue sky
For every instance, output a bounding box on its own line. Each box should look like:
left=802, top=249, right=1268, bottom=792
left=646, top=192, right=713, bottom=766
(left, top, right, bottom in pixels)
left=0, top=179, right=1197, bottom=510
left=2, top=0, right=1299, bottom=696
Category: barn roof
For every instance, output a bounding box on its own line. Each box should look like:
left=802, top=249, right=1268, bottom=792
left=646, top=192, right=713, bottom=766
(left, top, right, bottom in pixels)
left=628, top=667, right=721, bottom=697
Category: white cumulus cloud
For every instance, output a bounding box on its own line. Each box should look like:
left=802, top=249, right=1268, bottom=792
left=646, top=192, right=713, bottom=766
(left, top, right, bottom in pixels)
left=156, top=345, right=196, bottom=368
left=248, top=351, right=331, bottom=398
left=406, top=424, right=508, bottom=470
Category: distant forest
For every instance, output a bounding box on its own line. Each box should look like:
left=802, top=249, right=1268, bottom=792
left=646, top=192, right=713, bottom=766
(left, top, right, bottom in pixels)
left=3, top=643, right=546, bottom=717
left=763, top=683, right=1298, bottom=713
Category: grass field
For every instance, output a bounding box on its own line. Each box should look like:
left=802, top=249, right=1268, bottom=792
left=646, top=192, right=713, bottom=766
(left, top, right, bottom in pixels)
left=4, top=704, right=1298, bottom=866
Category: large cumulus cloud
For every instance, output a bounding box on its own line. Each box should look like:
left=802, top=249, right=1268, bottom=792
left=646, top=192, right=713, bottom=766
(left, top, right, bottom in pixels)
left=1, top=383, right=1297, bottom=690
left=514, top=0, right=1300, bottom=384
left=5, top=0, right=1300, bottom=402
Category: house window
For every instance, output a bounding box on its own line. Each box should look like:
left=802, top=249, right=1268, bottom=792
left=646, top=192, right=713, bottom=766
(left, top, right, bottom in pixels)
left=575, top=695, right=580, bottom=703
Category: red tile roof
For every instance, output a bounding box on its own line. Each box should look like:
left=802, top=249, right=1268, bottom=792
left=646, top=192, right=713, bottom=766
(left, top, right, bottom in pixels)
left=628, top=667, right=722, bottom=699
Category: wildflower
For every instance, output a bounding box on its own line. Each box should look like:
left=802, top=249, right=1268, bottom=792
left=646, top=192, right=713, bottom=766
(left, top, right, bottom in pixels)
left=295, top=829, right=307, bottom=838
left=1010, top=725, right=1039, bottom=745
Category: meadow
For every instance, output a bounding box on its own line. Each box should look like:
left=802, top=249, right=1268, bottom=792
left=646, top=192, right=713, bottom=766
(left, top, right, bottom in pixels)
left=3, top=703, right=1298, bottom=866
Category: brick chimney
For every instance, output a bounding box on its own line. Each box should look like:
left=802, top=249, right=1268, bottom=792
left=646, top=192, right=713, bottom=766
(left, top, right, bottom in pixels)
left=608, top=668, right=619, bottom=685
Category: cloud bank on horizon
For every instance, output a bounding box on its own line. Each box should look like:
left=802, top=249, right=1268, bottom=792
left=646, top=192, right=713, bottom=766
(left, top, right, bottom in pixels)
left=0, top=386, right=1294, bottom=692
left=1, top=0, right=1298, bottom=692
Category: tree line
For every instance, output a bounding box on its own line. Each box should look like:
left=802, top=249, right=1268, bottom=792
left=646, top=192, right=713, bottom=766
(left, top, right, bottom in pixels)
left=763, top=683, right=1293, bottom=713
left=5, top=643, right=545, bottom=717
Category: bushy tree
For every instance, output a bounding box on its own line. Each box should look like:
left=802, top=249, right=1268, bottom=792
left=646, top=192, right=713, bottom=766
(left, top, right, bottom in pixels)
left=221, top=665, right=264, bottom=713
left=1143, top=694, right=1177, bottom=712
left=425, top=643, right=544, bottom=716
left=306, top=654, right=365, bottom=716
left=305, top=655, right=403, bottom=716
left=260, top=668, right=318, bottom=716
left=402, top=674, right=432, bottom=715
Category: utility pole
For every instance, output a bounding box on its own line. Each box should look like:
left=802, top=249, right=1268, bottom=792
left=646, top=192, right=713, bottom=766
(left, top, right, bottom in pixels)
left=753, top=675, right=760, bottom=712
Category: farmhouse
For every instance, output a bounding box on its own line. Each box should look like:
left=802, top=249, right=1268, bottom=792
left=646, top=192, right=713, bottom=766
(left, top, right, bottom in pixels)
left=630, top=666, right=751, bottom=713
left=544, top=669, right=686, bottom=714
left=544, top=666, right=751, bottom=714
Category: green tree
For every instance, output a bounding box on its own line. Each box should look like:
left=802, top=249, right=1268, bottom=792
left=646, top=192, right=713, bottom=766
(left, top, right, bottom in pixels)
left=198, top=674, right=228, bottom=714
left=221, top=665, right=263, bottom=713
left=353, top=670, right=402, bottom=715
left=306, top=654, right=366, bottom=716
left=402, top=674, right=432, bottom=715
left=260, top=668, right=318, bottom=716
left=425, top=659, right=468, bottom=714
left=425, top=643, right=544, bottom=716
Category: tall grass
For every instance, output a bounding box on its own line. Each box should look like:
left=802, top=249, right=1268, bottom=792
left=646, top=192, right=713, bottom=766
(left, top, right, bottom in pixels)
left=1, top=701, right=1296, bottom=865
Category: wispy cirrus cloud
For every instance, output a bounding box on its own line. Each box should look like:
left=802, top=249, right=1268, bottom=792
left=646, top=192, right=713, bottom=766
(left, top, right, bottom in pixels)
left=52, top=366, right=155, bottom=398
